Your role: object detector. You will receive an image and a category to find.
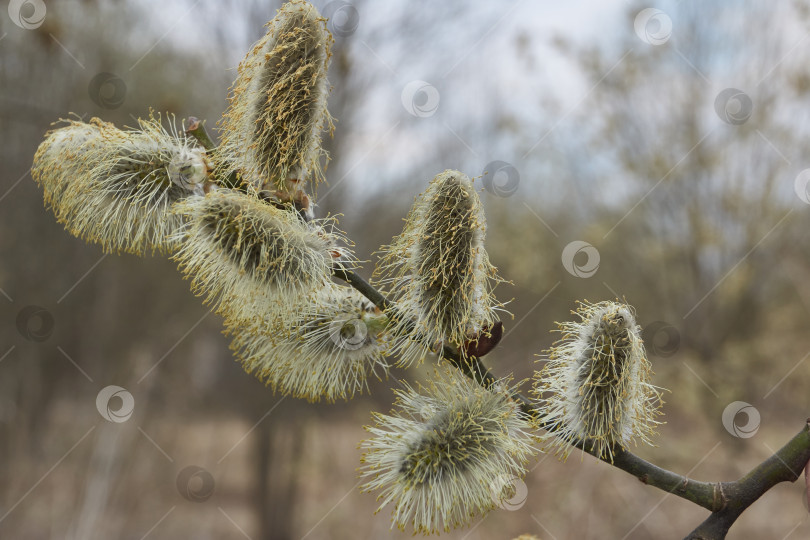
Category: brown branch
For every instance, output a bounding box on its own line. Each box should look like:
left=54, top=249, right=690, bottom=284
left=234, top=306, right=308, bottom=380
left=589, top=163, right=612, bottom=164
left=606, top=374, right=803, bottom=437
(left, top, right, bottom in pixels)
left=329, top=265, right=502, bottom=391
left=332, top=266, right=810, bottom=539
left=188, top=115, right=810, bottom=540
left=685, top=421, right=810, bottom=539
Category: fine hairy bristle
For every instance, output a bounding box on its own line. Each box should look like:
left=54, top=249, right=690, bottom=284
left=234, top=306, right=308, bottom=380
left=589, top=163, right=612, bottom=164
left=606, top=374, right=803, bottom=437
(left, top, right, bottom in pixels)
left=216, top=0, right=333, bottom=195
left=31, top=115, right=209, bottom=255
left=171, top=189, right=347, bottom=326
left=374, top=170, right=503, bottom=366
left=360, top=369, right=535, bottom=534
left=229, top=284, right=391, bottom=402
left=533, top=301, right=664, bottom=462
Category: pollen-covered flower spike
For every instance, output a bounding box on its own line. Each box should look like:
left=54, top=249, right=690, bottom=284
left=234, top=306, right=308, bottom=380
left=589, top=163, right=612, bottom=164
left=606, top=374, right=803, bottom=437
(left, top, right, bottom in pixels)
left=216, top=0, right=333, bottom=197
left=171, top=189, right=351, bottom=326
left=229, top=284, right=390, bottom=402
left=31, top=116, right=210, bottom=255
left=374, top=170, right=504, bottom=367
left=360, top=368, right=535, bottom=534
left=533, top=300, right=664, bottom=462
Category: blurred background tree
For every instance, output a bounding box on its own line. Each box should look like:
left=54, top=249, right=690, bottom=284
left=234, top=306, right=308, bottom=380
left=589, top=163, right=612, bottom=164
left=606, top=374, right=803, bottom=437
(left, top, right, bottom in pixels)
left=2, top=0, right=810, bottom=538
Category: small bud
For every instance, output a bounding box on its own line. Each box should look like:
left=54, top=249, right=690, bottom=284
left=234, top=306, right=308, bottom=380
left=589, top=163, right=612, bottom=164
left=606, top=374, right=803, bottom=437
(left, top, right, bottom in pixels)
left=374, top=170, right=504, bottom=366
left=463, top=321, right=504, bottom=358
left=171, top=189, right=350, bottom=325
left=533, top=301, right=664, bottom=462
left=230, top=285, right=390, bottom=402
left=216, top=0, right=333, bottom=195
left=31, top=115, right=208, bottom=255
left=360, top=368, right=535, bottom=534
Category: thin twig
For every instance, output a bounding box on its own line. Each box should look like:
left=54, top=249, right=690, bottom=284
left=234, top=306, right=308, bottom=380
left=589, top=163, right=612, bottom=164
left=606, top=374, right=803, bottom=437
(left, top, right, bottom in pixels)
left=185, top=116, right=242, bottom=189
left=188, top=114, right=810, bottom=540
left=332, top=265, right=810, bottom=539
left=185, top=116, right=216, bottom=150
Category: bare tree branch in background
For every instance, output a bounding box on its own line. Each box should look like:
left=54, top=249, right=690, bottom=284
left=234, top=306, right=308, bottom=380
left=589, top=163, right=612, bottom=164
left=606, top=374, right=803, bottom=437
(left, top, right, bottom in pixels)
left=6, top=1, right=810, bottom=539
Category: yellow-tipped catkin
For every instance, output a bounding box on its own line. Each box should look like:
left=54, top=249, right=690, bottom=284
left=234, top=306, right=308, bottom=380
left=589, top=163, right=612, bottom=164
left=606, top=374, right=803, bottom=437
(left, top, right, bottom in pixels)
left=31, top=116, right=209, bottom=255
left=32, top=119, right=108, bottom=209
left=374, top=170, right=502, bottom=366
left=533, top=301, right=664, bottom=462
left=229, top=284, right=390, bottom=402
left=217, top=0, right=333, bottom=194
left=171, top=189, right=349, bottom=326
left=360, top=369, right=535, bottom=534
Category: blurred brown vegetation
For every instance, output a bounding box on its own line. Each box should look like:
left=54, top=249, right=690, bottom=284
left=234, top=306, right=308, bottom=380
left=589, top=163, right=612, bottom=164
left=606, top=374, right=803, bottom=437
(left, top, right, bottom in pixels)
left=2, top=0, right=810, bottom=538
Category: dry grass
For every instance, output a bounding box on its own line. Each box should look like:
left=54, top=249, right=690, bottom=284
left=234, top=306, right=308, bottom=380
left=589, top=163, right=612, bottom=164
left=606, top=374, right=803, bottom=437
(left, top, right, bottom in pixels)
left=2, top=370, right=808, bottom=540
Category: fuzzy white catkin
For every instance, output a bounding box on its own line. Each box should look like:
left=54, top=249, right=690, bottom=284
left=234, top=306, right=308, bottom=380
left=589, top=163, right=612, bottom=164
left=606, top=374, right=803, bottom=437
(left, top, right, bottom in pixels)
left=534, top=301, right=664, bottom=462
left=171, top=189, right=351, bottom=327
left=360, top=369, right=535, bottom=534
left=374, top=170, right=503, bottom=366
left=216, top=0, right=333, bottom=194
left=229, top=284, right=390, bottom=402
left=31, top=116, right=208, bottom=255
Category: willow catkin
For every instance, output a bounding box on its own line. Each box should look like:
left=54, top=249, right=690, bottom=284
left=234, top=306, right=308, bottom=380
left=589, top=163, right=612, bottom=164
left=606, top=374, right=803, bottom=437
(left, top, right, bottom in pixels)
left=31, top=116, right=208, bottom=255
left=533, top=301, right=664, bottom=462
left=229, top=284, right=390, bottom=402
left=32, top=119, right=107, bottom=209
left=360, top=368, right=535, bottom=534
left=217, top=0, right=333, bottom=195
left=171, top=189, right=349, bottom=326
left=374, top=170, right=502, bottom=366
